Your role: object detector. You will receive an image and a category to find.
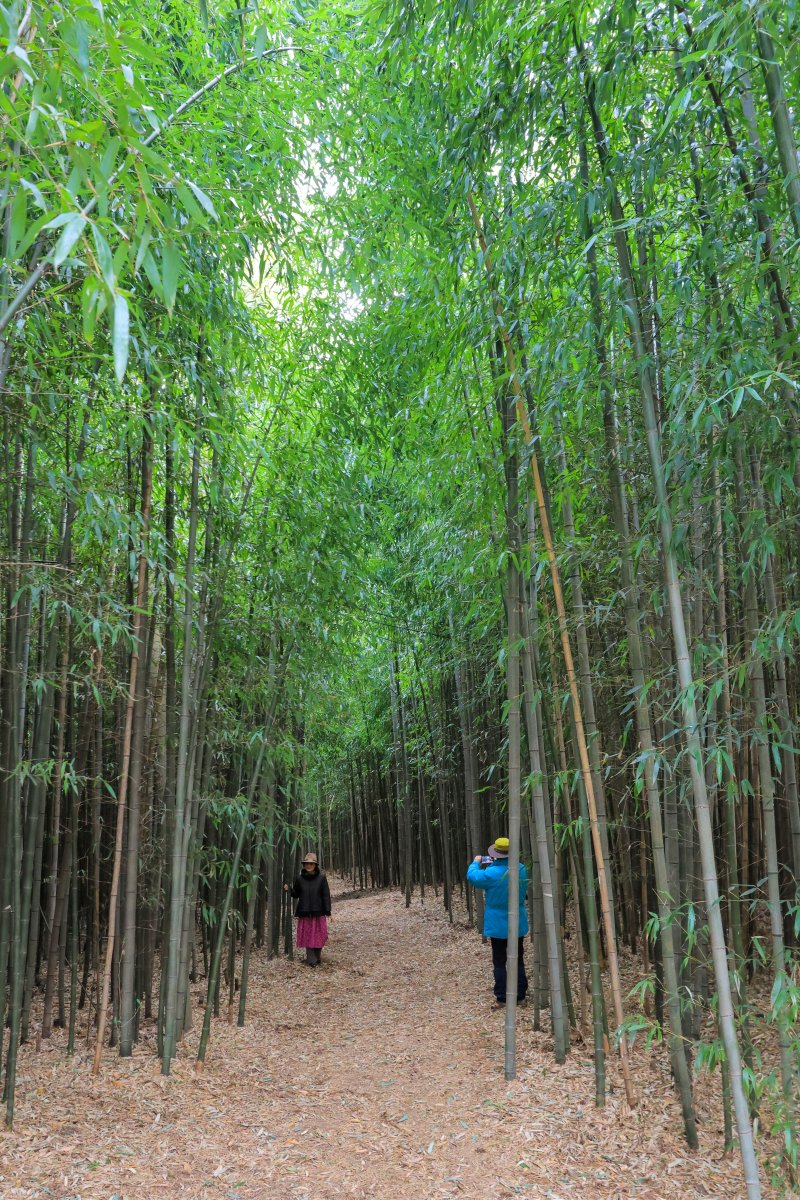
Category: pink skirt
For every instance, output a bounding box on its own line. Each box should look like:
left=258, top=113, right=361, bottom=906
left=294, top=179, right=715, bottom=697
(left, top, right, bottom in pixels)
left=296, top=916, right=328, bottom=949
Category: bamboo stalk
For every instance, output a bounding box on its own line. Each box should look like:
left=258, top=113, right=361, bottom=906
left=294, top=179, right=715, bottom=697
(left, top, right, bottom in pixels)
left=92, top=425, right=153, bottom=1074
left=467, top=190, right=636, bottom=1108
left=576, top=46, right=761, bottom=1191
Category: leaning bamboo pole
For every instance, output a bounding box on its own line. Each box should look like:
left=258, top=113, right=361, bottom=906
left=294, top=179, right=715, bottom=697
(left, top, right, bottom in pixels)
left=467, top=191, right=636, bottom=1108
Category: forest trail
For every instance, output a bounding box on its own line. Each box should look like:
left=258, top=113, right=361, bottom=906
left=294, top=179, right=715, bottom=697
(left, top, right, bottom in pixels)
left=2, top=886, right=770, bottom=1200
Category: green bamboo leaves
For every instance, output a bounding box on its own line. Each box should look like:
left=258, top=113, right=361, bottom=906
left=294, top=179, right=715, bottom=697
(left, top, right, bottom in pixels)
left=2, top=2, right=800, bottom=1191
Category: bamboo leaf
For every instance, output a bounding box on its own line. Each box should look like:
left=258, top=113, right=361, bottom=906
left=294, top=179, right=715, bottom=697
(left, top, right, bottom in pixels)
left=52, top=213, right=87, bottom=266
left=112, top=292, right=130, bottom=382
left=162, top=241, right=180, bottom=313
left=187, top=181, right=218, bottom=221
left=91, top=224, right=115, bottom=286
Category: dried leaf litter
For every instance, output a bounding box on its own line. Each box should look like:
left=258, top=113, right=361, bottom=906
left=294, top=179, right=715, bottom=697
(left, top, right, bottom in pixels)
left=0, top=884, right=778, bottom=1200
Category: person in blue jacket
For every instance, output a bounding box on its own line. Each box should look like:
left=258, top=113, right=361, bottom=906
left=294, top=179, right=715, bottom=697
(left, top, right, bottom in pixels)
left=466, top=837, right=529, bottom=1008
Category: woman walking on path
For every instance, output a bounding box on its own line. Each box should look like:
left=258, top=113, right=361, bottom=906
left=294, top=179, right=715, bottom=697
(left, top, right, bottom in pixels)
left=284, top=852, right=332, bottom=966
left=466, top=837, right=529, bottom=1008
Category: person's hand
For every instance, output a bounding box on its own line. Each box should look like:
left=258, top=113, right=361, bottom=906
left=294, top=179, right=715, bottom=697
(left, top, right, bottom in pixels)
left=283, top=883, right=289, bottom=891
left=473, top=855, right=482, bottom=864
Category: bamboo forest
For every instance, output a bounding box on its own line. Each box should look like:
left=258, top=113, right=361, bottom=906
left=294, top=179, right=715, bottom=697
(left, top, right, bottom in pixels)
left=2, top=0, right=800, bottom=1197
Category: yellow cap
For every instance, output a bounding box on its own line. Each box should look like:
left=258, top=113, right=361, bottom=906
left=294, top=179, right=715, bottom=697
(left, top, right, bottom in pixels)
left=493, top=837, right=510, bottom=853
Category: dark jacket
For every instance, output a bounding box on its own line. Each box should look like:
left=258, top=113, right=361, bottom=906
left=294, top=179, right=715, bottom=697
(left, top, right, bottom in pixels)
left=290, top=867, right=331, bottom=917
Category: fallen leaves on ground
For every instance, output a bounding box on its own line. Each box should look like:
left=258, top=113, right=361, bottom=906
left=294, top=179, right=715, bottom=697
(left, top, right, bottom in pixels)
left=0, top=883, right=779, bottom=1199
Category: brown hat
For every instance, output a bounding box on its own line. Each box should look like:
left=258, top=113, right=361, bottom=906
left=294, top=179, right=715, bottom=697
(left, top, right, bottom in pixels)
left=302, top=851, right=318, bottom=865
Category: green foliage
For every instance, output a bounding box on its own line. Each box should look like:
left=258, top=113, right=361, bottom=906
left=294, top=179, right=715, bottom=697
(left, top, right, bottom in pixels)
left=3, top=0, right=800, bottom=1175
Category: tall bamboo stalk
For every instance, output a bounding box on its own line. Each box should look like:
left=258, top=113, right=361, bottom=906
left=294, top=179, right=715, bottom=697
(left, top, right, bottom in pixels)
left=92, top=423, right=153, bottom=1074
left=504, top=403, right=522, bottom=1080
left=576, top=130, right=698, bottom=1145
left=578, top=45, right=760, bottom=1192
left=161, top=427, right=201, bottom=1073
left=467, top=189, right=635, bottom=1108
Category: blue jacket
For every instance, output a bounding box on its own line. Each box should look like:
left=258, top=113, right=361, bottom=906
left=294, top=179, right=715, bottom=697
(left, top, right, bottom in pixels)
left=467, top=859, right=529, bottom=939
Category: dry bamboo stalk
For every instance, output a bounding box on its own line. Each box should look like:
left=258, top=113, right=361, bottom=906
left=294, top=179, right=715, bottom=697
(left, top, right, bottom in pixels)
left=467, top=191, right=636, bottom=1108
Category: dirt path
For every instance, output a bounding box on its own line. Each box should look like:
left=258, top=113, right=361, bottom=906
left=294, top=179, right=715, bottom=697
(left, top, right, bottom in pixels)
left=1, top=886, right=771, bottom=1199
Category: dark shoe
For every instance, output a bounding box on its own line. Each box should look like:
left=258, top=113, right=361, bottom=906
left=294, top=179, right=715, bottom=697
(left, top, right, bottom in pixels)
left=491, top=1000, right=505, bottom=1010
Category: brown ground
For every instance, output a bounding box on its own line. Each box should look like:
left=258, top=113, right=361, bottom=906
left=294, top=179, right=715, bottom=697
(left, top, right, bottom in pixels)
left=0, top=884, right=779, bottom=1199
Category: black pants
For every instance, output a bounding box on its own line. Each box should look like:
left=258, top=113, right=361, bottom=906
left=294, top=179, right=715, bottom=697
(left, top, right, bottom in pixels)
left=305, top=947, right=322, bottom=966
left=490, top=937, right=528, bottom=1003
